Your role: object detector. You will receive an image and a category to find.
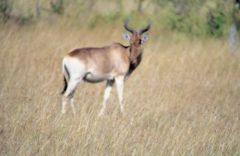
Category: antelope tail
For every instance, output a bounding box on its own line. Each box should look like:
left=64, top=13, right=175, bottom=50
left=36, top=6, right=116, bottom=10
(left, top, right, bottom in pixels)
left=61, top=64, right=70, bottom=95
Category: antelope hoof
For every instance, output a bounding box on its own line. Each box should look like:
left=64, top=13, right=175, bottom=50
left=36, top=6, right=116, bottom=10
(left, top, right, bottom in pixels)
left=98, top=111, right=104, bottom=117
left=62, top=109, right=66, bottom=114
left=120, top=108, right=124, bottom=114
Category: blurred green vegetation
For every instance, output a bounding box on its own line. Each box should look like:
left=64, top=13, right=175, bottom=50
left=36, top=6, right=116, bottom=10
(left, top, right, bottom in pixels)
left=0, top=0, right=11, bottom=21
left=0, top=0, right=238, bottom=37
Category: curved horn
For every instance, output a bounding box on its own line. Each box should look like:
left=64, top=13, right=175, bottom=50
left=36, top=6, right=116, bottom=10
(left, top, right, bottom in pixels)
left=140, top=22, right=151, bottom=34
left=124, top=20, right=134, bottom=33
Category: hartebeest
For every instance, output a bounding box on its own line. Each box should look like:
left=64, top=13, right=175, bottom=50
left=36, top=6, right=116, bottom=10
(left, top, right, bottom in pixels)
left=61, top=21, right=150, bottom=116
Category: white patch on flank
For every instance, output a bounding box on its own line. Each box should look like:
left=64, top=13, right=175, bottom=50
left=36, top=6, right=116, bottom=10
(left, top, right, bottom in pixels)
left=63, top=57, right=86, bottom=80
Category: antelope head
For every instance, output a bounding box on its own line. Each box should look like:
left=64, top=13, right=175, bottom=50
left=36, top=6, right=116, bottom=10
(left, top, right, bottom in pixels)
left=123, top=20, right=151, bottom=64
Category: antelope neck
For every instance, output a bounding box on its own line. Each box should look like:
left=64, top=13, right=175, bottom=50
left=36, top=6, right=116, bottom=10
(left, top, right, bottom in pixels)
left=129, top=44, right=142, bottom=64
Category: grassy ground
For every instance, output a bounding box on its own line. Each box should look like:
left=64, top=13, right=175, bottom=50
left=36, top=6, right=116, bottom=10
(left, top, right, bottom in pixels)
left=0, top=22, right=239, bottom=155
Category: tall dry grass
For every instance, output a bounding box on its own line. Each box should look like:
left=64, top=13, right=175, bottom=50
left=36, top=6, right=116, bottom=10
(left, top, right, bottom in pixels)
left=0, top=23, right=239, bottom=155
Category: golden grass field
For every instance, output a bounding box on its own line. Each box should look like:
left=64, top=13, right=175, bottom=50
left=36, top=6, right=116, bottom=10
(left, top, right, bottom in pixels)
left=0, top=22, right=240, bottom=155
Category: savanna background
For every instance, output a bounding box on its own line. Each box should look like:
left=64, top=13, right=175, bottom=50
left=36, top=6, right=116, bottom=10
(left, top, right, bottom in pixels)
left=0, top=0, right=240, bottom=155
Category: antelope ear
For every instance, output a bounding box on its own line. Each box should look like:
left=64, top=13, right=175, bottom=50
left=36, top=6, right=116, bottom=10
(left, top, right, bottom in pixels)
left=141, top=34, right=149, bottom=42
left=122, top=32, right=131, bottom=41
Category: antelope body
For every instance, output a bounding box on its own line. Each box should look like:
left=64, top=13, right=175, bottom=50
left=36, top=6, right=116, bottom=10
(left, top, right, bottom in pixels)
left=61, top=21, right=150, bottom=116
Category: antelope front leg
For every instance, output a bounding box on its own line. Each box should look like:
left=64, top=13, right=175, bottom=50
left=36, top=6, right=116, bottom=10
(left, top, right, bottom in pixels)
left=98, top=80, right=114, bottom=116
left=115, top=76, right=125, bottom=114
